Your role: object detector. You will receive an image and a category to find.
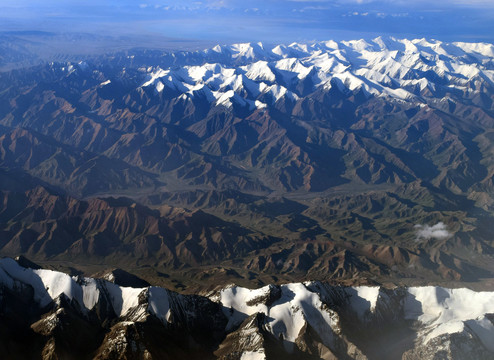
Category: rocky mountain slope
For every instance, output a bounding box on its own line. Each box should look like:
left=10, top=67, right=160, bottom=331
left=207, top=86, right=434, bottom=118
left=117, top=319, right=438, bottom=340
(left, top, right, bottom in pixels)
left=0, top=37, right=494, bottom=288
left=2, top=37, right=494, bottom=196
left=0, top=257, right=493, bottom=360
left=0, top=185, right=491, bottom=292
left=0, top=186, right=277, bottom=267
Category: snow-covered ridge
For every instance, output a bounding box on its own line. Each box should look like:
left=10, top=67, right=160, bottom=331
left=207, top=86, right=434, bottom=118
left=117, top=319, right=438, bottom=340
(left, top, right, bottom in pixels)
left=0, top=257, right=493, bottom=358
left=219, top=282, right=494, bottom=355
left=140, top=37, right=494, bottom=109
left=0, top=257, right=170, bottom=323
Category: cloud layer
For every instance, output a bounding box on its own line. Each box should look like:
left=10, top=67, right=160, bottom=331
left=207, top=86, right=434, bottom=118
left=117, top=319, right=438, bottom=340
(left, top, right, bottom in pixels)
left=1, top=0, right=493, bottom=43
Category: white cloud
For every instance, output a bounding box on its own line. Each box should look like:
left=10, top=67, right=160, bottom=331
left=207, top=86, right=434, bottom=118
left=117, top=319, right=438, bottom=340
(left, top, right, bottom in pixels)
left=313, top=0, right=494, bottom=7
left=301, top=6, right=332, bottom=11
left=206, top=0, right=228, bottom=9
left=349, top=0, right=493, bottom=4
left=415, top=222, right=452, bottom=241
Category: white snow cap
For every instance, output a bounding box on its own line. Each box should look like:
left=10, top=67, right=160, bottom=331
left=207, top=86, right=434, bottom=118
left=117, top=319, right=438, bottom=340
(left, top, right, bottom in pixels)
left=139, top=38, right=494, bottom=111
left=216, top=282, right=494, bottom=354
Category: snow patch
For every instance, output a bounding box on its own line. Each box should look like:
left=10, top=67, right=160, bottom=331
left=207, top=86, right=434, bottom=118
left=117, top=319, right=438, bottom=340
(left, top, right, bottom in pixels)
left=147, top=287, right=171, bottom=324
left=105, top=282, right=145, bottom=317
left=81, top=277, right=100, bottom=310
left=355, top=286, right=380, bottom=312
left=240, top=350, right=266, bottom=360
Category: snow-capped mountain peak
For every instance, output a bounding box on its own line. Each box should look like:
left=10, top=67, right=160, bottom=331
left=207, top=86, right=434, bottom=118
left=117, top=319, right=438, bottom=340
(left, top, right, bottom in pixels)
left=1, top=258, right=493, bottom=359
left=138, top=37, right=494, bottom=111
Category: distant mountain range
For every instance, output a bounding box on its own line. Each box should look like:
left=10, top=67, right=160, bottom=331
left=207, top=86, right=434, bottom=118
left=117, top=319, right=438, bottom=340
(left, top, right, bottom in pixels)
left=0, top=37, right=493, bottom=290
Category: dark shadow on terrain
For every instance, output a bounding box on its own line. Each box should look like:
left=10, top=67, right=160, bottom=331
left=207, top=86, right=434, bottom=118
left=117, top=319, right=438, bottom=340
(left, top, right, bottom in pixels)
left=334, top=288, right=421, bottom=360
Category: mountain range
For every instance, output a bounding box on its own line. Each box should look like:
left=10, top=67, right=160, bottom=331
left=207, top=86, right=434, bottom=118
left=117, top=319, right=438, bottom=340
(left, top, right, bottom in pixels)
left=0, top=37, right=493, bottom=291
left=0, top=257, right=493, bottom=359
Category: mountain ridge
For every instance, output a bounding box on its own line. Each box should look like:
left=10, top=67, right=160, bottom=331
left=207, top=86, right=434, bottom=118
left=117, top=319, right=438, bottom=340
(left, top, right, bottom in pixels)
left=0, top=257, right=493, bottom=359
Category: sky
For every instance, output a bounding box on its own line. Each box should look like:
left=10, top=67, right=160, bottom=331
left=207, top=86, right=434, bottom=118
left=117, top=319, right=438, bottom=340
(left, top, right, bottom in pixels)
left=1, top=0, right=494, bottom=47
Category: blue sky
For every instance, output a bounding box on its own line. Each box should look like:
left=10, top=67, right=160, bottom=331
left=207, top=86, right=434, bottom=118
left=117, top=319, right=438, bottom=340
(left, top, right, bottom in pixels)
left=1, top=0, right=494, bottom=45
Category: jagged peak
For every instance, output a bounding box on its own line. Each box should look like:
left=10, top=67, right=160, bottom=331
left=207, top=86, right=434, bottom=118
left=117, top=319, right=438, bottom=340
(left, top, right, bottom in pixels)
left=132, top=37, right=494, bottom=111
left=1, top=259, right=494, bottom=358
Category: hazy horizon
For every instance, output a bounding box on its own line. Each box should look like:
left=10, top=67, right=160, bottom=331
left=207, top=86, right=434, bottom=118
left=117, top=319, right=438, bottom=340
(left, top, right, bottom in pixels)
left=1, top=0, right=494, bottom=51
